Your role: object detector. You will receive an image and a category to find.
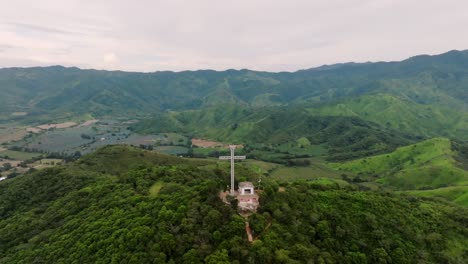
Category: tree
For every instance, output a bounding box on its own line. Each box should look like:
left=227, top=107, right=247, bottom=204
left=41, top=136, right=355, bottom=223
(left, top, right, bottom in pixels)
left=205, top=249, right=230, bottom=264
left=3, top=163, right=12, bottom=170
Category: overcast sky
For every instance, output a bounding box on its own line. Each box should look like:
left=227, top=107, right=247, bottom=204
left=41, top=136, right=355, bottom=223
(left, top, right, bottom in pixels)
left=0, top=0, right=467, bottom=72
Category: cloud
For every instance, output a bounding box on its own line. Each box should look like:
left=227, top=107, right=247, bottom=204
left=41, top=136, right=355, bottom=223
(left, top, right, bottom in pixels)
left=7, top=22, right=84, bottom=36
left=103, top=52, right=118, bottom=64
left=0, top=0, right=467, bottom=71
left=0, top=44, right=12, bottom=52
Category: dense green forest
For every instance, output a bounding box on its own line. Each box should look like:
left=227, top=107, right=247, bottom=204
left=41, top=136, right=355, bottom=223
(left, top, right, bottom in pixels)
left=0, top=146, right=467, bottom=263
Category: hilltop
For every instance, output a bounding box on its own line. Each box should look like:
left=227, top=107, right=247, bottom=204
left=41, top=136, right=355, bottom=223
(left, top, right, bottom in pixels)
left=0, top=146, right=467, bottom=263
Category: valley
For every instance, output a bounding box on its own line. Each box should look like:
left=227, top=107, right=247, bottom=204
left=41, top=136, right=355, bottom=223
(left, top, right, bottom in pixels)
left=1, top=113, right=467, bottom=206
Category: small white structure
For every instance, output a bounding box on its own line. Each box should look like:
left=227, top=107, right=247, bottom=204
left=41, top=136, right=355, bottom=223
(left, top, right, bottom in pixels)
left=239, top=182, right=255, bottom=195
left=237, top=181, right=259, bottom=212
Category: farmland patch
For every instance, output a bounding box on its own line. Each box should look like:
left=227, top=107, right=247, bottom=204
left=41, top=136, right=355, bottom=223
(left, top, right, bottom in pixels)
left=0, top=126, right=28, bottom=144
left=11, top=112, right=27, bottom=116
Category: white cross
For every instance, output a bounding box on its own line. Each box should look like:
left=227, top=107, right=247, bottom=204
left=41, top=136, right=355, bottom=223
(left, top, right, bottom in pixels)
left=219, top=145, right=246, bottom=194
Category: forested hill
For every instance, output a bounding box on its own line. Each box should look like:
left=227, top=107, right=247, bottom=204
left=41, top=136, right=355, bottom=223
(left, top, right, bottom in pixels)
left=3, top=50, right=468, bottom=131
left=0, top=145, right=467, bottom=263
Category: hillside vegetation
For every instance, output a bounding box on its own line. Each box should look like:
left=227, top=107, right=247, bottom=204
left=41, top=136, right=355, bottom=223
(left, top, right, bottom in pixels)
left=333, top=138, right=468, bottom=206
left=131, top=106, right=416, bottom=161
left=0, top=146, right=467, bottom=263
left=309, top=93, right=468, bottom=139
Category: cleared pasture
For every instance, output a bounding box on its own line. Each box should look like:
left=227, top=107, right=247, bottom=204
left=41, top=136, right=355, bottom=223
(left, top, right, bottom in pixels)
left=0, top=127, right=27, bottom=144
left=269, top=159, right=342, bottom=182
left=0, top=150, right=42, bottom=160
left=154, top=146, right=188, bottom=155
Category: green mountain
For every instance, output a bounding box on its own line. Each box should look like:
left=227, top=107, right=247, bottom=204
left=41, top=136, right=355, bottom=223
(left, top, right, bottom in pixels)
left=1, top=146, right=467, bottom=263
left=3, top=49, right=468, bottom=141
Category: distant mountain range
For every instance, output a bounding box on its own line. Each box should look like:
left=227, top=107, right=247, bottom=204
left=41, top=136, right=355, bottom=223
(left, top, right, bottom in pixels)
left=2, top=49, right=468, bottom=138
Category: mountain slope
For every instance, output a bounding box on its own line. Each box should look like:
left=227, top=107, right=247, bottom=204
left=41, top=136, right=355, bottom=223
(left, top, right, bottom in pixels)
left=309, top=86, right=468, bottom=139
left=0, top=145, right=467, bottom=263
left=332, top=138, right=468, bottom=205
left=3, top=49, right=468, bottom=140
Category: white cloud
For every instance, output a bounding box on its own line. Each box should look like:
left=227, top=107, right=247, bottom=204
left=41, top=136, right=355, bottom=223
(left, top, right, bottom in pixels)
left=0, top=0, right=467, bottom=71
left=103, top=52, right=118, bottom=64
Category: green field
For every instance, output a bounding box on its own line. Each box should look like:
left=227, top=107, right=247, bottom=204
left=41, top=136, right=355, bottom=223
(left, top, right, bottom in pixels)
left=276, top=142, right=327, bottom=157
left=149, top=181, right=164, bottom=197
left=191, top=147, right=225, bottom=156
left=154, top=146, right=188, bottom=155
left=332, top=138, right=468, bottom=189
left=330, top=137, right=468, bottom=205
left=6, top=120, right=183, bottom=156
left=270, top=162, right=343, bottom=182
left=405, top=186, right=468, bottom=207
left=0, top=150, right=42, bottom=160
left=243, top=160, right=281, bottom=175
left=0, top=125, right=27, bottom=144
left=244, top=157, right=347, bottom=183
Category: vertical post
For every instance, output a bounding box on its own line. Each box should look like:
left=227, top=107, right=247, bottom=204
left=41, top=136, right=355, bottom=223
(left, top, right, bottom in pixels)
left=230, top=145, right=236, bottom=194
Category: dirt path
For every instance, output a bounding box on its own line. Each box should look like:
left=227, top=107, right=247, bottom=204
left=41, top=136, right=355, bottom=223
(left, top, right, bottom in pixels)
left=245, top=221, right=253, bottom=242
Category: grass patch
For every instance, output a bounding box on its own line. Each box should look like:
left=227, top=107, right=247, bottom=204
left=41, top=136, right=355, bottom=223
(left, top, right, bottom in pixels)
left=0, top=126, right=27, bottom=144
left=309, top=178, right=350, bottom=188
left=332, top=137, right=468, bottom=205
left=0, top=150, right=42, bottom=160
left=276, top=143, right=327, bottom=157
left=34, top=159, right=63, bottom=165
left=243, top=160, right=281, bottom=175
left=331, top=138, right=468, bottom=190
left=154, top=146, right=188, bottom=155
left=406, top=186, right=468, bottom=207
left=149, top=181, right=164, bottom=197
left=270, top=159, right=342, bottom=182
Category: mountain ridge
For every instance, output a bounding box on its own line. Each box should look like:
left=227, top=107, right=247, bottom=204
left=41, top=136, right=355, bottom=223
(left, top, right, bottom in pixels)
left=3, top=49, right=468, bottom=74
left=2, top=49, right=468, bottom=119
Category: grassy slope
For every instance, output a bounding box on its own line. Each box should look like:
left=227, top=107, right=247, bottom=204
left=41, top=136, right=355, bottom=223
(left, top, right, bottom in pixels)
left=269, top=160, right=343, bottom=182
left=406, top=186, right=468, bottom=207
left=310, top=92, right=468, bottom=139
left=332, top=138, right=468, bottom=205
